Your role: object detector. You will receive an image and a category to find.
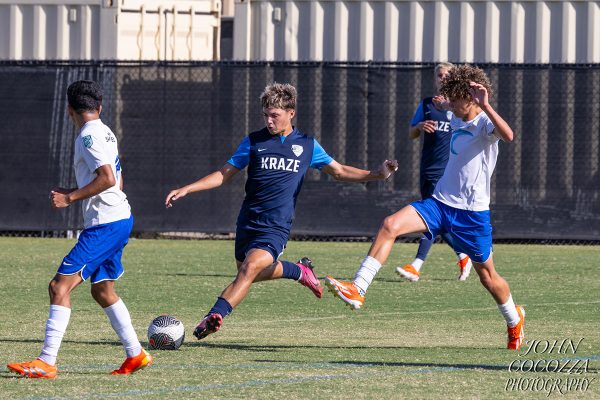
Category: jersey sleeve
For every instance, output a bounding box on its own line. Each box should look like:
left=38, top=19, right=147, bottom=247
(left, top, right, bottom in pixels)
left=80, top=133, right=111, bottom=173
left=482, top=115, right=500, bottom=142
left=226, top=136, right=251, bottom=169
left=410, top=101, right=425, bottom=126
left=310, top=138, right=334, bottom=169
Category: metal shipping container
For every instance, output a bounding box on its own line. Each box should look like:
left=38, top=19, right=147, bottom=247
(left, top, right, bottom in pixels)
left=233, top=0, right=600, bottom=63
left=0, top=0, right=222, bottom=60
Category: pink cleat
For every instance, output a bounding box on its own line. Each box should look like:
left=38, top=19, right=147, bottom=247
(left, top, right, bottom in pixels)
left=296, top=257, right=323, bottom=298
left=193, top=313, right=223, bottom=340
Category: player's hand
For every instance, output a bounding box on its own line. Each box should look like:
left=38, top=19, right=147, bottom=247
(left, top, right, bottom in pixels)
left=50, top=191, right=72, bottom=208
left=417, top=120, right=436, bottom=134
left=380, top=160, right=399, bottom=180
left=165, top=188, right=189, bottom=208
left=432, top=95, right=450, bottom=110
left=469, top=81, right=489, bottom=107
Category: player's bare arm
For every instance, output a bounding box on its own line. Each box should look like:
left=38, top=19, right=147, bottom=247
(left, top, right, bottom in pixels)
left=469, top=81, right=514, bottom=142
left=321, top=160, right=398, bottom=182
left=410, top=120, right=436, bottom=140
left=50, top=164, right=115, bottom=208
left=165, top=163, right=240, bottom=208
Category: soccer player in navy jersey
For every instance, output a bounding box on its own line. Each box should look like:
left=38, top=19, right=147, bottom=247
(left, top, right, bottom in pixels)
left=165, top=83, right=398, bottom=340
left=396, top=63, right=473, bottom=282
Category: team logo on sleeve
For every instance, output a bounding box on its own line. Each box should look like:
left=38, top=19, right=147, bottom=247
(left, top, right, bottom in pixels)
left=82, top=135, right=93, bottom=148
left=291, top=145, right=303, bottom=157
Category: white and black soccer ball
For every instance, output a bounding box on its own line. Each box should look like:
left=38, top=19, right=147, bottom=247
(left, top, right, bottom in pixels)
left=148, top=315, right=185, bottom=350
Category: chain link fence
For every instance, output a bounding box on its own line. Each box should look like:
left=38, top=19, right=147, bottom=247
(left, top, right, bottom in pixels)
left=1, top=61, right=598, bottom=243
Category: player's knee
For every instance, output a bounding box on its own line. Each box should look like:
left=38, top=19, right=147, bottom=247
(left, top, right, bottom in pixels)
left=381, top=215, right=401, bottom=237
left=238, top=261, right=262, bottom=279
left=48, top=279, right=70, bottom=301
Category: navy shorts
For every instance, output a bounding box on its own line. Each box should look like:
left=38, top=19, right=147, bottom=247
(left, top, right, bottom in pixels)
left=410, top=198, right=493, bottom=263
left=234, top=226, right=288, bottom=263
left=420, top=175, right=441, bottom=199
left=58, top=216, right=133, bottom=284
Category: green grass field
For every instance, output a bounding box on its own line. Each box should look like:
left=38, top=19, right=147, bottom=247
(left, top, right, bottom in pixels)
left=0, top=237, right=598, bottom=399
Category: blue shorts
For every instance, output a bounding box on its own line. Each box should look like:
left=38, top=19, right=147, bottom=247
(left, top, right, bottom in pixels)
left=58, top=216, right=133, bottom=284
left=235, top=226, right=288, bottom=263
left=410, top=198, right=493, bottom=263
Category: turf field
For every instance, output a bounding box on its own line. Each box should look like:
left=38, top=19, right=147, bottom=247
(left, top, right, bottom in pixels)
left=0, top=237, right=598, bottom=399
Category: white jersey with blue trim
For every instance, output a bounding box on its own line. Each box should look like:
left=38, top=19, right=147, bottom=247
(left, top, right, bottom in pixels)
left=74, top=119, right=130, bottom=228
left=432, top=111, right=498, bottom=211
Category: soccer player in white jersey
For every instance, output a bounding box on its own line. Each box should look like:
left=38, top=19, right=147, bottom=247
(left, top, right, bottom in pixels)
left=7, top=80, right=152, bottom=378
left=325, top=65, right=525, bottom=350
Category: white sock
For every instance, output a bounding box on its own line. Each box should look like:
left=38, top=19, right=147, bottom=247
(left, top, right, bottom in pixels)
left=457, top=253, right=468, bottom=261
left=104, top=299, right=142, bottom=358
left=353, top=256, right=382, bottom=296
left=39, top=305, right=71, bottom=366
left=497, top=295, right=520, bottom=327
left=411, top=258, right=424, bottom=271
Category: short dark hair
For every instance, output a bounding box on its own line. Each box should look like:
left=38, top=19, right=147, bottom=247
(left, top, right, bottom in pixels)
left=440, top=64, right=493, bottom=100
left=67, top=80, right=103, bottom=113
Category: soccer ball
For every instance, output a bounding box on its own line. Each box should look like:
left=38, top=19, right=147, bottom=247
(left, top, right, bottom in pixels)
left=147, top=315, right=185, bottom=350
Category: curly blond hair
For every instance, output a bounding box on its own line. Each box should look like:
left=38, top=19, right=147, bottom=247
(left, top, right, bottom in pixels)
left=260, top=82, right=297, bottom=110
left=440, top=65, right=492, bottom=100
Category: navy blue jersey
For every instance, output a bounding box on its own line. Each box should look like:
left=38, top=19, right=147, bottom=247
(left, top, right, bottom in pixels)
left=410, top=97, right=453, bottom=179
left=227, top=127, right=333, bottom=233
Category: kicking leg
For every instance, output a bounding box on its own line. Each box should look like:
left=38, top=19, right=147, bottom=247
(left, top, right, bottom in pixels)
left=325, top=205, right=428, bottom=309
left=194, top=249, right=274, bottom=340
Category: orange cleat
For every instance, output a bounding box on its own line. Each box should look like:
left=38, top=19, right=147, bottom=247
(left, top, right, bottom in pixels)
left=7, top=358, right=57, bottom=379
left=507, top=305, right=525, bottom=350
left=324, top=276, right=365, bottom=310
left=111, top=349, right=153, bottom=375
left=395, top=264, right=421, bottom=282
left=457, top=256, right=472, bottom=281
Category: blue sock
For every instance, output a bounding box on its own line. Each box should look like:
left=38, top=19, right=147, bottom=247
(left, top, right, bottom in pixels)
left=281, top=260, right=301, bottom=281
left=416, top=235, right=435, bottom=261
left=208, top=297, right=233, bottom=318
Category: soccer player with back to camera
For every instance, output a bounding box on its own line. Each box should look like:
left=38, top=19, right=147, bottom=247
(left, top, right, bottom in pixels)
left=325, top=65, right=526, bottom=350
left=396, top=62, right=473, bottom=282
left=7, top=81, right=152, bottom=378
left=165, top=83, right=398, bottom=340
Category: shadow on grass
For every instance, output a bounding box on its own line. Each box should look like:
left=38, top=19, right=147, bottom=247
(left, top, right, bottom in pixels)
left=0, top=338, right=151, bottom=347
left=190, top=342, right=493, bottom=352
left=164, top=273, right=236, bottom=278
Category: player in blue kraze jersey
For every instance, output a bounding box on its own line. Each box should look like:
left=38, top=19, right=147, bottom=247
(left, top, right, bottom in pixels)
left=325, top=66, right=525, bottom=350
left=7, top=81, right=151, bottom=379
left=397, top=63, right=473, bottom=282
left=165, top=83, right=398, bottom=340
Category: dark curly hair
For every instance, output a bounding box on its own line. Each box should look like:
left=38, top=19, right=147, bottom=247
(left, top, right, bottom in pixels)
left=67, top=80, right=103, bottom=113
left=440, top=65, right=492, bottom=100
